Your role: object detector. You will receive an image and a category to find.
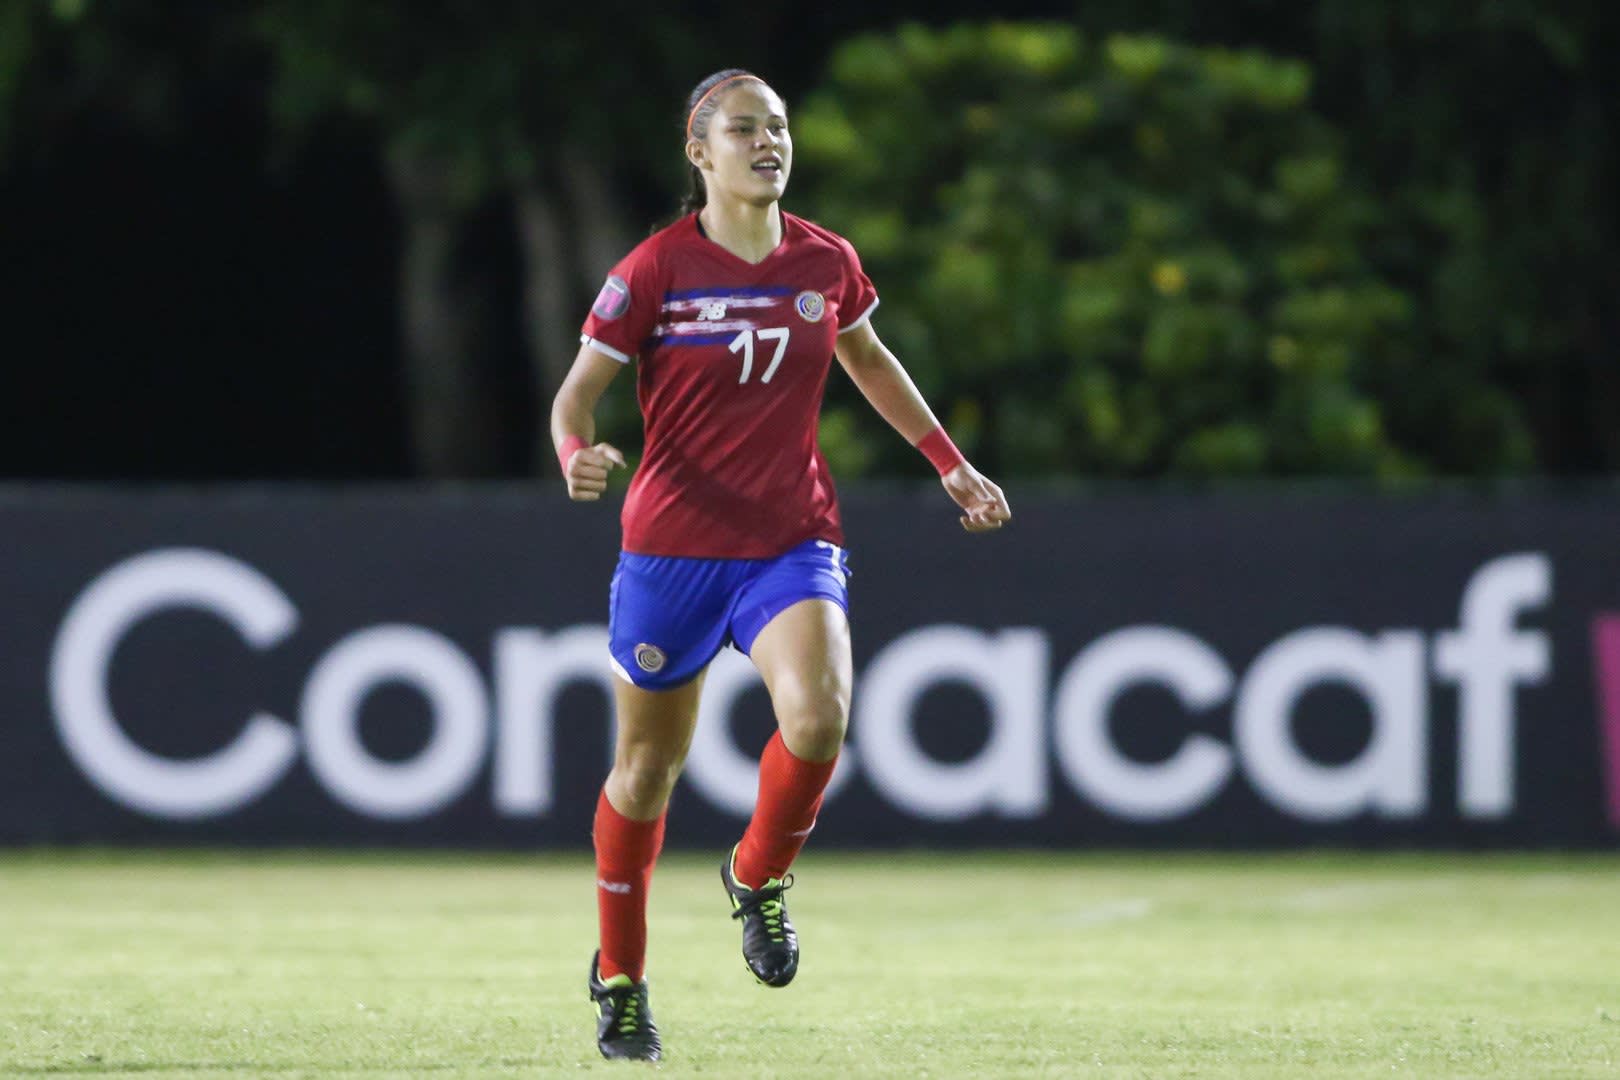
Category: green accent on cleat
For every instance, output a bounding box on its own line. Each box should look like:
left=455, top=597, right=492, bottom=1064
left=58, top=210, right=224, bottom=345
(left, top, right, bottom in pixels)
left=587, top=950, right=662, bottom=1061
left=721, top=845, right=800, bottom=988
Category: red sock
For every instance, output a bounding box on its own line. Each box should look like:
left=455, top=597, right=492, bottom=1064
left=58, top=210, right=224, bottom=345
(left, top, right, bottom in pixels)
left=734, top=732, right=839, bottom=888
left=593, top=788, right=665, bottom=982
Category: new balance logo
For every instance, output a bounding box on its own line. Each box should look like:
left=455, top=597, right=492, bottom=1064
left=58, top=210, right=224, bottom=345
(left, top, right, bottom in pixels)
left=699, top=300, right=728, bottom=321
left=597, top=879, right=632, bottom=894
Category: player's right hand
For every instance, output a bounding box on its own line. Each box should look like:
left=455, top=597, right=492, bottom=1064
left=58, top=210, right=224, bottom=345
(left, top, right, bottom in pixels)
left=563, top=442, right=626, bottom=501
left=942, top=462, right=1011, bottom=533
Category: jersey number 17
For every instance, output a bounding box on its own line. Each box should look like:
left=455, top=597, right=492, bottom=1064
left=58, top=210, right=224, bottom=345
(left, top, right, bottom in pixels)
left=729, top=328, right=790, bottom=384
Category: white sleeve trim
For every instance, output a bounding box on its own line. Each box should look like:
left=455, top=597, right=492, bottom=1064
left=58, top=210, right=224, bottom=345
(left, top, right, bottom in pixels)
left=837, top=297, right=880, bottom=335
left=581, top=334, right=633, bottom=364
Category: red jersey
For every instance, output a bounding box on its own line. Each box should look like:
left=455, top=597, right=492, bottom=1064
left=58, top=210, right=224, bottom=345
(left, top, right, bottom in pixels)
left=580, top=211, right=879, bottom=558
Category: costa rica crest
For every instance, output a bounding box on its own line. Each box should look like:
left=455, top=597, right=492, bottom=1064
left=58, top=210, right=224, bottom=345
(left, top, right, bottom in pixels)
left=634, top=643, right=667, bottom=673
left=794, top=290, right=826, bottom=323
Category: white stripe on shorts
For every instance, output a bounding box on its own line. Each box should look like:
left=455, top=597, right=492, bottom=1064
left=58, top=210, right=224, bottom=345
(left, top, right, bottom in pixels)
left=814, top=540, right=847, bottom=586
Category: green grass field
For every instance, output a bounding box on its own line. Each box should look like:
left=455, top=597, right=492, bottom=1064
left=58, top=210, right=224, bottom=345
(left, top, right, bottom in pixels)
left=2, top=850, right=1617, bottom=1077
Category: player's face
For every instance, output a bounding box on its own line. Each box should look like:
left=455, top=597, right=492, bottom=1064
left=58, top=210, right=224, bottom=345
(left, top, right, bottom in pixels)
left=700, top=83, right=792, bottom=207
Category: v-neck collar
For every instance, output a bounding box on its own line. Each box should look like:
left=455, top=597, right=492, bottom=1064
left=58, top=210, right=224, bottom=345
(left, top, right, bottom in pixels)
left=691, top=211, right=790, bottom=270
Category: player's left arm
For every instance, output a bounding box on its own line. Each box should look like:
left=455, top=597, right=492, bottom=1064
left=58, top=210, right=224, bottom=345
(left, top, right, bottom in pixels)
left=834, top=320, right=1011, bottom=533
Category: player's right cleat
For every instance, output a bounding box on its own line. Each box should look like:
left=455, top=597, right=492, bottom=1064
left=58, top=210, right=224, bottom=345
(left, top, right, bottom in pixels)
left=587, top=950, right=661, bottom=1062
left=721, top=845, right=799, bottom=987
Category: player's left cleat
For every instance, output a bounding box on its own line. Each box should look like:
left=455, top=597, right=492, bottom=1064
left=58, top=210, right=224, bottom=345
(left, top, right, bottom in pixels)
left=720, top=845, right=799, bottom=987
left=587, top=950, right=662, bottom=1062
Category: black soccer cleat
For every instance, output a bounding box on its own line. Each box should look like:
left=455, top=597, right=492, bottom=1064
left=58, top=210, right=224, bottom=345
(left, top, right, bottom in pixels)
left=721, top=845, right=799, bottom=987
left=587, top=950, right=662, bottom=1062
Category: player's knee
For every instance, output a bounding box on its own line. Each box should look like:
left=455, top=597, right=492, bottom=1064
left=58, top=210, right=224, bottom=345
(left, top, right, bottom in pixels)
left=610, top=755, right=684, bottom=815
left=774, top=682, right=849, bottom=762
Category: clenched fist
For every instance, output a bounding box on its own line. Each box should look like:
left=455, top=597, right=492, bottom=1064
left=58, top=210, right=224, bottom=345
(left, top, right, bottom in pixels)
left=562, top=441, right=626, bottom=501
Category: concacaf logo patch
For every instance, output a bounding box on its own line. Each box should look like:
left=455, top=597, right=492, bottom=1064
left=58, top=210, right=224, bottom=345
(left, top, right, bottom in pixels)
left=794, top=290, right=826, bottom=323
left=592, top=275, right=631, bottom=321
left=634, top=643, right=667, bottom=673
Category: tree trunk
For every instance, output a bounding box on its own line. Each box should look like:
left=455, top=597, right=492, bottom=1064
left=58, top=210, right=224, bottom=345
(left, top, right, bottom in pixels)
left=558, top=147, right=635, bottom=291
left=514, top=148, right=638, bottom=475
left=386, top=146, right=500, bottom=477
left=513, top=174, right=577, bottom=476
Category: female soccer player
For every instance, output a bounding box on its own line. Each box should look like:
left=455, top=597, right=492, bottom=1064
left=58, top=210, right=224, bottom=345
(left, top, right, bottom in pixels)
left=551, top=68, right=1011, bottom=1062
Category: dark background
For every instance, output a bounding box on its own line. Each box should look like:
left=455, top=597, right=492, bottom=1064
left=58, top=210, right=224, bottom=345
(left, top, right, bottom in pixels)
left=0, top=2, right=1069, bottom=481
left=3, top=1, right=1615, bottom=483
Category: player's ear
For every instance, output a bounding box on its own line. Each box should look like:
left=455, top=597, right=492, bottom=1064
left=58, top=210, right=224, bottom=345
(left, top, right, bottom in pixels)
left=685, top=138, right=708, bottom=171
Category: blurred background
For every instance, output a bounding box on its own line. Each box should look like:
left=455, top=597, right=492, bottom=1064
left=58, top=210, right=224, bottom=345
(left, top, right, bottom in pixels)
left=3, top=0, right=1619, bottom=850
left=4, top=0, right=1616, bottom=485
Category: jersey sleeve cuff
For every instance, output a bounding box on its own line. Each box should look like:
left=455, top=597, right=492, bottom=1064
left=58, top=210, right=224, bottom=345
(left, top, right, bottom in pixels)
left=580, top=334, right=633, bottom=364
left=837, top=297, right=880, bottom=335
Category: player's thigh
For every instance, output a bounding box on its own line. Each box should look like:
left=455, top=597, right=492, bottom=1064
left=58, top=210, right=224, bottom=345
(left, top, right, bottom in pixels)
left=748, top=598, right=853, bottom=726
left=610, top=669, right=708, bottom=770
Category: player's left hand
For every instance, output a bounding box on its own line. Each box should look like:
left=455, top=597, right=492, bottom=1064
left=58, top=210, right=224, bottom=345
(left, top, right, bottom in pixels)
left=942, top=464, right=1011, bottom=533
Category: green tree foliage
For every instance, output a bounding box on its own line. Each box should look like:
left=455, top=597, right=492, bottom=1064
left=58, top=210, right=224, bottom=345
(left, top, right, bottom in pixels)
left=5, top=5, right=1606, bottom=482
left=0, top=0, right=35, bottom=161
left=794, top=22, right=1461, bottom=482
left=1307, top=1, right=1615, bottom=475
left=0, top=1, right=725, bottom=479
left=251, top=3, right=679, bottom=209
left=0, top=1, right=237, bottom=163
left=1061, top=0, right=1618, bottom=476
left=249, top=3, right=700, bottom=477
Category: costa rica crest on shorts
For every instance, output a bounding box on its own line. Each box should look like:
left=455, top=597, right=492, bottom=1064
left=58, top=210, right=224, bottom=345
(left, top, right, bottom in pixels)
left=794, top=290, right=826, bottom=323
left=634, top=643, right=666, bottom=673
left=592, top=275, right=631, bottom=320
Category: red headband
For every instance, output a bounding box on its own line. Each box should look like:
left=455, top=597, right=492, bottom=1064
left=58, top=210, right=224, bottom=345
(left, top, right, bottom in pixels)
left=686, top=74, right=761, bottom=140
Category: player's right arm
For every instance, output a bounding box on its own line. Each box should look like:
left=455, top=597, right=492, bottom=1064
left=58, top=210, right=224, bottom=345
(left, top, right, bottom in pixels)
left=550, top=343, right=627, bottom=501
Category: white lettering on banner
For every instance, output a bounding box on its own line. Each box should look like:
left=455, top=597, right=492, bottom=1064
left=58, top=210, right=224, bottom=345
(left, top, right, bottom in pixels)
left=1053, top=627, right=1234, bottom=822
left=856, top=626, right=1048, bottom=821
left=46, top=549, right=1554, bottom=826
left=1235, top=629, right=1426, bottom=822
left=1432, top=554, right=1552, bottom=817
left=49, top=548, right=300, bottom=818
left=493, top=627, right=615, bottom=816
left=301, top=625, right=489, bottom=820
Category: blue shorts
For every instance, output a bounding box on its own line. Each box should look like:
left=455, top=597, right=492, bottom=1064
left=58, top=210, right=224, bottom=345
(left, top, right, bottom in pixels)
left=608, top=538, right=852, bottom=690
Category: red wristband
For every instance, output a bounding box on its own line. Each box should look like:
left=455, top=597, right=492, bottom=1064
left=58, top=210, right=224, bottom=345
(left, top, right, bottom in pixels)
left=916, top=426, right=966, bottom=477
left=557, top=435, right=587, bottom=474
